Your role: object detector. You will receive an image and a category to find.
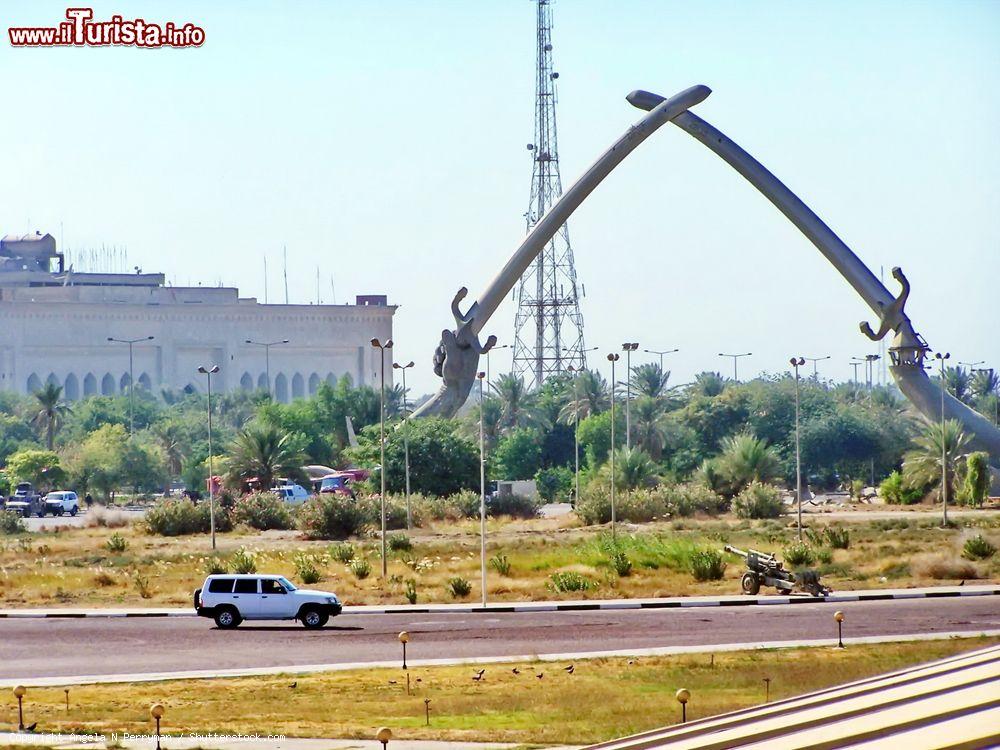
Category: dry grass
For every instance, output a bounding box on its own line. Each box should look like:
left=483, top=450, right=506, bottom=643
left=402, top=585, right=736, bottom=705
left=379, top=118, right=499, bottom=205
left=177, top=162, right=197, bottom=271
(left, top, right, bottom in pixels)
left=0, top=512, right=997, bottom=609
left=0, top=639, right=994, bottom=743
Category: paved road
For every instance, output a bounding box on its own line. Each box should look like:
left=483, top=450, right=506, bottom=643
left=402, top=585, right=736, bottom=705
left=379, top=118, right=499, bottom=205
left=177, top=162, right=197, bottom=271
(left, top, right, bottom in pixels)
left=1, top=596, right=997, bottom=680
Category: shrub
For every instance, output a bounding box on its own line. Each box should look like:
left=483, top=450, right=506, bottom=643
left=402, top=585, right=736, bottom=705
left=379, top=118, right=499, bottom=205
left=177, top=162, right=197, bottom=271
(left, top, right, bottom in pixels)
left=204, top=556, right=228, bottom=575
left=0, top=510, right=26, bottom=535
left=105, top=532, right=128, bottom=553
left=330, top=542, right=357, bottom=564
left=488, top=493, right=541, bottom=519
left=690, top=549, right=726, bottom=581
left=879, top=471, right=924, bottom=505
left=357, top=496, right=408, bottom=530
left=962, top=534, right=996, bottom=561
left=824, top=527, right=850, bottom=550
left=609, top=549, right=633, bottom=577
left=535, top=466, right=574, bottom=502
left=816, top=548, right=833, bottom=565
left=732, top=481, right=784, bottom=519
left=230, top=546, right=257, bottom=574
left=350, top=557, right=372, bottom=579
left=232, top=492, right=293, bottom=531
left=548, top=571, right=592, bottom=593
left=446, top=576, right=472, bottom=598
left=489, top=553, right=511, bottom=576
left=293, top=552, right=323, bottom=584
left=849, top=478, right=865, bottom=501
left=145, top=499, right=231, bottom=536
left=963, top=452, right=990, bottom=507
left=404, top=579, right=418, bottom=604
left=783, top=542, right=815, bottom=567
left=672, top=482, right=729, bottom=516
left=93, top=569, right=116, bottom=587
left=387, top=533, right=412, bottom=552
left=133, top=571, right=153, bottom=599
left=298, top=495, right=368, bottom=540
left=913, top=555, right=978, bottom=580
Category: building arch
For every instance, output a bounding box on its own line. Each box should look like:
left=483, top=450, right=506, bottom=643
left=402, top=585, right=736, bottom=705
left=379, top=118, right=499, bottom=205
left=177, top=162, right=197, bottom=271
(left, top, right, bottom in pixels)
left=138, top=373, right=152, bottom=391
left=291, top=373, right=305, bottom=400
left=26, top=373, right=42, bottom=393
left=183, top=383, right=198, bottom=395
left=119, top=372, right=131, bottom=392
left=101, top=373, right=116, bottom=395
left=257, top=373, right=269, bottom=391
left=64, top=373, right=80, bottom=401
left=83, top=373, right=97, bottom=397
left=46, top=372, right=60, bottom=387
left=308, top=373, right=321, bottom=395
left=274, top=373, right=289, bottom=403
left=240, top=372, right=254, bottom=391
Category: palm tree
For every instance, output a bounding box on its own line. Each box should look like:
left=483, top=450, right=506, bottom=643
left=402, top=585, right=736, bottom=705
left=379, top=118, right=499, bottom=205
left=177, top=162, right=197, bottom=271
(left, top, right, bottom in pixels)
left=558, top=369, right=609, bottom=424
left=941, top=366, right=972, bottom=404
left=227, top=421, right=306, bottom=491
left=606, top=446, right=660, bottom=490
left=152, top=423, right=186, bottom=477
left=629, top=363, right=672, bottom=399
left=630, top=395, right=669, bottom=459
left=971, top=368, right=999, bottom=400
left=902, top=419, right=971, bottom=504
left=689, top=371, right=727, bottom=398
left=715, top=432, right=781, bottom=493
left=492, top=373, right=536, bottom=431
left=32, top=382, right=71, bottom=450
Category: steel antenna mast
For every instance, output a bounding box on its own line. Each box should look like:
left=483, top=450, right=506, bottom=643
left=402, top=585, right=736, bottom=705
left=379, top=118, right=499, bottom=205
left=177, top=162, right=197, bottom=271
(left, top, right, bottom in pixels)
left=512, top=0, right=586, bottom=388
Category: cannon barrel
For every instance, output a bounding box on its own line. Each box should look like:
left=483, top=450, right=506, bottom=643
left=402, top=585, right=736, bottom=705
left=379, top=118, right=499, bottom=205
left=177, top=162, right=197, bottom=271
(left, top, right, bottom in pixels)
left=724, top=545, right=747, bottom=557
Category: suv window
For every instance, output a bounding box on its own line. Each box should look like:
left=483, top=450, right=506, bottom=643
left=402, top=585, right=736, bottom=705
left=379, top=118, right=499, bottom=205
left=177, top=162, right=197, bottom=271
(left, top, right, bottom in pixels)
left=208, top=578, right=235, bottom=593
left=261, top=579, right=285, bottom=594
left=233, top=579, right=258, bottom=594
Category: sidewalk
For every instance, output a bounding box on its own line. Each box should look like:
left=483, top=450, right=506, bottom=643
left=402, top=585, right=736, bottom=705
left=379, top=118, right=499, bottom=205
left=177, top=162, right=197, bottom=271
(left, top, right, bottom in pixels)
left=0, top=733, right=541, bottom=750
left=0, top=584, right=996, bottom=619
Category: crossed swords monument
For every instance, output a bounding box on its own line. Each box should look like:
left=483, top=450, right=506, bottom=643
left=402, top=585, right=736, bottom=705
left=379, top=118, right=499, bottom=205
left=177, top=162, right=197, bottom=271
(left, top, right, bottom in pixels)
left=410, top=85, right=1000, bottom=470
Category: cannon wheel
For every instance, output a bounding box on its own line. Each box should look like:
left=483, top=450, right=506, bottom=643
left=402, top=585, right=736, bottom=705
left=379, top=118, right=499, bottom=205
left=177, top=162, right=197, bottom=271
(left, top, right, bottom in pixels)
left=741, top=572, right=761, bottom=595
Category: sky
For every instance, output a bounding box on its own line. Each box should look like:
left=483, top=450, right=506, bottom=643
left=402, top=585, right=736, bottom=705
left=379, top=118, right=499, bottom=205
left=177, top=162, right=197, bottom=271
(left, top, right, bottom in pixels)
left=2, top=0, right=998, bottom=397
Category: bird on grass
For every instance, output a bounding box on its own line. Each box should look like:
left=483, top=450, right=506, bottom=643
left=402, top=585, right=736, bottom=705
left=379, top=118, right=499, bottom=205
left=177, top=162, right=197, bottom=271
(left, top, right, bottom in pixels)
left=472, top=669, right=486, bottom=682
left=564, top=665, right=575, bottom=674
left=289, top=681, right=297, bottom=689
left=25, top=722, right=37, bottom=732
left=511, top=668, right=520, bottom=675
left=627, top=660, right=635, bottom=666
left=536, top=672, right=544, bottom=680
left=388, top=680, right=398, bottom=685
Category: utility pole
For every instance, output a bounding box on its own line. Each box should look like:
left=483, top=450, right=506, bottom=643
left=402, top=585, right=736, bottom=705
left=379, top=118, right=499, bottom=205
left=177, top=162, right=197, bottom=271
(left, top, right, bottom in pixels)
left=644, top=347, right=679, bottom=371
left=477, top=371, right=487, bottom=606
left=719, top=352, right=752, bottom=382
left=245, top=339, right=290, bottom=397
left=393, top=361, right=415, bottom=529
left=108, top=336, right=154, bottom=437
left=607, top=352, right=620, bottom=540
left=371, top=338, right=393, bottom=576
left=804, top=355, right=830, bottom=379
left=622, top=342, right=638, bottom=449
left=790, top=357, right=805, bottom=541
left=935, top=352, right=951, bottom=527
left=197, top=365, right=220, bottom=550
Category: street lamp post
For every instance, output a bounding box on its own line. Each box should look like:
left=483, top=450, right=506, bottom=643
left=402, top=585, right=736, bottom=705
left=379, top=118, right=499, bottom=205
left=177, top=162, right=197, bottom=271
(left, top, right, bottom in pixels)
left=972, top=368, right=998, bottom=425
left=935, top=351, right=951, bottom=527
left=607, top=353, right=620, bottom=541
left=622, top=343, right=638, bottom=449
left=13, top=685, right=25, bottom=731
left=485, top=344, right=510, bottom=390
left=245, top=339, right=289, bottom=397
left=107, top=336, right=154, bottom=436
left=719, top=352, right=752, bottom=382
left=371, top=338, right=393, bottom=576
left=150, top=703, right=165, bottom=750
left=477, top=371, right=487, bottom=606
left=804, top=355, right=830, bottom=379
left=197, top=365, right=220, bottom=550
left=849, top=358, right=864, bottom=385
left=790, top=357, right=805, bottom=542
left=567, top=365, right=581, bottom=505
left=643, top=347, right=679, bottom=371
left=393, top=361, right=415, bottom=529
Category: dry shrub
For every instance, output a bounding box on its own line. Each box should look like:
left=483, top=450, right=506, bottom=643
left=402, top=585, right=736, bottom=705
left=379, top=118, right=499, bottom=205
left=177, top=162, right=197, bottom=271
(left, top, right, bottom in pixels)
left=912, top=555, right=978, bottom=581
left=93, top=569, right=116, bottom=587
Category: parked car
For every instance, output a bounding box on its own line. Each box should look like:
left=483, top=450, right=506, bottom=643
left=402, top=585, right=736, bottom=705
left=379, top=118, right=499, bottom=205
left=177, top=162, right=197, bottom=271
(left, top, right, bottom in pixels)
left=318, top=473, right=355, bottom=497
left=5, top=482, right=44, bottom=517
left=273, top=483, right=309, bottom=504
left=43, top=491, right=79, bottom=516
left=194, top=574, right=342, bottom=629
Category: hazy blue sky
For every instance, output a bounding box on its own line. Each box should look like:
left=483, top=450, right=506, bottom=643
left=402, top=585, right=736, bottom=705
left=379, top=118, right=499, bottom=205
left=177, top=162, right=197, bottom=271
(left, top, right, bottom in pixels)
left=3, top=0, right=998, bottom=395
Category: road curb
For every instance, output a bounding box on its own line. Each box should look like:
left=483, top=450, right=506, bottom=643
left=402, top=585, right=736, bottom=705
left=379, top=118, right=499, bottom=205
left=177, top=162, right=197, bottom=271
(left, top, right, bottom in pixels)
left=0, top=585, right=996, bottom=618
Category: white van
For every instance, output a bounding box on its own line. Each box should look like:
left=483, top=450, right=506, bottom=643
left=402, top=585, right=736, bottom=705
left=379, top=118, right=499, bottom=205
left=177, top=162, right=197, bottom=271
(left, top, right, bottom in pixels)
left=273, top=484, right=309, bottom=504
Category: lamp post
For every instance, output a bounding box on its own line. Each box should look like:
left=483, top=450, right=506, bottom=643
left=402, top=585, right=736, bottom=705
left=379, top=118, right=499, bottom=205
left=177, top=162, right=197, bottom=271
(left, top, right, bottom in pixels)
left=563, top=347, right=597, bottom=506
left=393, top=361, right=415, bottom=529
left=371, top=338, right=393, bottom=577
left=849, top=358, right=864, bottom=385
left=376, top=727, right=393, bottom=750
left=150, top=703, right=165, bottom=750
left=972, top=368, right=998, bottom=425
left=245, top=339, right=289, bottom=397
left=935, top=351, right=951, bottom=527
left=719, top=352, right=752, bottom=382
left=834, top=610, right=845, bottom=648
left=486, top=344, right=510, bottom=390
left=790, top=357, right=805, bottom=542
left=607, top=353, right=620, bottom=541
left=477, top=370, right=487, bottom=606
left=197, top=365, right=220, bottom=550
left=804, top=355, right=830, bottom=379
left=643, top=347, right=679, bottom=371
left=398, top=631, right=409, bottom=669
left=13, top=685, right=25, bottom=731
left=675, top=688, right=690, bottom=723
left=622, top=342, right=639, bottom=449
left=107, top=336, right=154, bottom=436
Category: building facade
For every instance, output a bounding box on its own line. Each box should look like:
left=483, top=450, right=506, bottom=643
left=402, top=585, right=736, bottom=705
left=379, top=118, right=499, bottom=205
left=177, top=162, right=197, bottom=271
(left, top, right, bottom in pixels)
left=0, top=232, right=395, bottom=401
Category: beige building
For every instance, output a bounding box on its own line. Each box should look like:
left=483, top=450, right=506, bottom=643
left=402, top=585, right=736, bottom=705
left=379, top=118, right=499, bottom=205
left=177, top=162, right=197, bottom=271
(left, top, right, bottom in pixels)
left=0, top=232, right=395, bottom=401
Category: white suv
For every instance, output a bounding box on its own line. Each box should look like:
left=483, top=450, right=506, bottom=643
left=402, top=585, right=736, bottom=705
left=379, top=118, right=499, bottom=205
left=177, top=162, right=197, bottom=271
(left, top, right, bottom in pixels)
left=43, top=491, right=79, bottom=516
left=195, top=574, right=342, bottom=629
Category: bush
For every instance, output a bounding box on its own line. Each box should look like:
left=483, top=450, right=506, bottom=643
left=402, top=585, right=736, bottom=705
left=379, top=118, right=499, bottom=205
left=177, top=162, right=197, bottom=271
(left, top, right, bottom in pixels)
left=330, top=542, right=357, bottom=564
left=670, top=482, right=729, bottom=516
left=963, top=452, right=990, bottom=507
left=690, top=549, right=727, bottom=581
left=93, top=569, right=116, bottom=587
left=824, top=527, right=850, bottom=550
left=387, top=533, right=412, bottom=552
left=232, top=492, right=293, bottom=531
left=230, top=546, right=257, bottom=574
left=489, top=553, right=511, bottom=576
left=535, top=466, right=573, bottom=502
left=293, top=552, right=323, bottom=584
left=105, top=532, right=128, bottom=553
left=609, top=548, right=633, bottom=577
left=446, top=576, right=472, bottom=598
left=133, top=571, right=153, bottom=599
left=783, top=542, right=815, bottom=567
left=404, top=579, right=418, bottom=604
left=548, top=571, right=592, bottom=593
left=816, top=548, right=833, bottom=565
left=879, top=471, right=924, bottom=505
left=913, top=555, right=978, bottom=580
left=350, top=557, right=372, bottom=579
left=298, top=495, right=368, bottom=540
left=0, top=510, right=26, bottom=535
left=732, top=481, right=784, bottom=519
left=204, top=556, right=228, bottom=575
left=962, top=534, right=996, bottom=561
left=410, top=491, right=480, bottom=525
left=575, top=485, right=666, bottom=525
left=145, top=499, right=232, bottom=536
left=488, top=493, right=541, bottom=519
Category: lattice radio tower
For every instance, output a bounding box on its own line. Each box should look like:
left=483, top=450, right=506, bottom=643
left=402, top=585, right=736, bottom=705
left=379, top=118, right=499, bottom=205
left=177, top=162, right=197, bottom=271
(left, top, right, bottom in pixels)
left=512, top=0, right=587, bottom=388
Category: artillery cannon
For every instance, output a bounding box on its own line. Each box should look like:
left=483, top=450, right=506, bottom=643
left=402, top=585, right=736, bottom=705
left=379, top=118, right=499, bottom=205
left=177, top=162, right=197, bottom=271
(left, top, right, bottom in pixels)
left=724, top=545, right=830, bottom=598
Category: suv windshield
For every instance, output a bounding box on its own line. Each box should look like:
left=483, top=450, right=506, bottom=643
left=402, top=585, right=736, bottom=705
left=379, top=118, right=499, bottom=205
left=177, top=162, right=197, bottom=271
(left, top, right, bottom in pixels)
left=278, top=576, right=297, bottom=591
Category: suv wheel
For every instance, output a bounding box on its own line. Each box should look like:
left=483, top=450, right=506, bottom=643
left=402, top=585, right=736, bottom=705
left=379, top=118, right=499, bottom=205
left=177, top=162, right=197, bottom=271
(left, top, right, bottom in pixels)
left=300, top=606, right=328, bottom=629
left=214, top=606, right=241, bottom=629
left=70, top=506, right=78, bottom=516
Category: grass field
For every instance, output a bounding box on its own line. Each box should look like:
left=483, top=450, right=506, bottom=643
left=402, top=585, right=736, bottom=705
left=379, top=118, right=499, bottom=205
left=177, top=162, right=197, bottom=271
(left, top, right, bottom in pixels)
left=1, top=639, right=995, bottom=744
left=0, top=508, right=998, bottom=608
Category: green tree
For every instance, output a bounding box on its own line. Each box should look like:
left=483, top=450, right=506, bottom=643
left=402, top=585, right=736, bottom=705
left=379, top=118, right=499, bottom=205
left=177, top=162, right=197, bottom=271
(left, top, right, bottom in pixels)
left=604, top=446, right=660, bottom=490
left=902, top=419, right=971, bottom=505
left=713, top=432, right=781, bottom=496
left=689, top=371, right=727, bottom=397
left=492, top=428, right=544, bottom=480
left=558, top=369, right=609, bottom=424
left=5, top=449, right=65, bottom=489
left=492, top=373, right=537, bottom=431
left=577, top=409, right=624, bottom=468
left=226, top=421, right=306, bottom=491
left=32, top=382, right=72, bottom=450
left=941, top=366, right=972, bottom=404
left=628, top=363, right=674, bottom=400
left=62, top=424, right=166, bottom=499
left=962, top=451, right=990, bottom=507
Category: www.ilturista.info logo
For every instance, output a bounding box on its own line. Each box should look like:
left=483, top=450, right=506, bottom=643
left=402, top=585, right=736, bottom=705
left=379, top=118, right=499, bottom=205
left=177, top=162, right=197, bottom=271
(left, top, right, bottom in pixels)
left=9, top=7, right=205, bottom=48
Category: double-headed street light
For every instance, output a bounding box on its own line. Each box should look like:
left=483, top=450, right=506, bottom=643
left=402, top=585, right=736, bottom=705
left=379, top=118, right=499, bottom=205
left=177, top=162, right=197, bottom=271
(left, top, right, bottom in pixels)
left=607, top=352, right=620, bottom=540
left=719, top=352, right=752, bottom=382
left=371, top=338, right=393, bottom=576
left=197, top=365, right=220, bottom=550
left=849, top=358, right=864, bottom=384
left=790, top=357, right=805, bottom=541
left=622, top=343, right=639, bottom=449
left=934, top=351, right=951, bottom=527
left=245, top=339, right=289, bottom=397
left=644, top=347, right=679, bottom=371
left=393, top=360, right=415, bottom=529
left=107, top=335, right=154, bottom=436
